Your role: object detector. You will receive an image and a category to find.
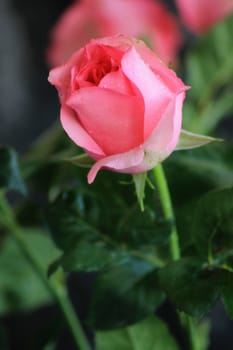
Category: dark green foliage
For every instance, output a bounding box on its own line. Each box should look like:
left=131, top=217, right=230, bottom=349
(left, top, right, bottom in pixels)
left=88, top=260, right=164, bottom=329
left=45, top=182, right=168, bottom=328
left=96, top=316, right=179, bottom=350
left=165, top=142, right=233, bottom=207
left=46, top=186, right=170, bottom=274
left=158, top=258, right=221, bottom=317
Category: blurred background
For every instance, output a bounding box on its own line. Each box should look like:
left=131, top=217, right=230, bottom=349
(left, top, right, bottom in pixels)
left=0, top=0, right=71, bottom=151
left=0, top=0, right=233, bottom=349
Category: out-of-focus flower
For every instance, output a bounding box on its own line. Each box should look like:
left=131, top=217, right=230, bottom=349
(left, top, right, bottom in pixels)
left=48, top=35, right=188, bottom=183
left=47, top=0, right=182, bottom=67
left=175, top=0, right=233, bottom=33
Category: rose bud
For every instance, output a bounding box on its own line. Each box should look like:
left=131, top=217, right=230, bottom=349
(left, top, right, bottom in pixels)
left=175, top=0, right=233, bottom=34
left=47, top=0, right=182, bottom=67
left=48, top=35, right=189, bottom=183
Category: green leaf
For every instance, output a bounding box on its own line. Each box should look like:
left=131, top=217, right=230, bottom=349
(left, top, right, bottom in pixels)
left=88, top=259, right=164, bottom=329
left=46, top=190, right=129, bottom=272
left=0, top=229, right=59, bottom=314
left=57, top=242, right=129, bottom=273
left=96, top=316, right=179, bottom=350
left=132, top=173, right=147, bottom=211
left=187, top=187, right=233, bottom=261
left=158, top=258, right=220, bottom=317
left=0, top=147, right=26, bottom=194
left=116, top=205, right=172, bottom=248
left=176, top=129, right=221, bottom=150
left=183, top=15, right=233, bottom=134
left=164, top=142, right=233, bottom=207
left=46, top=188, right=170, bottom=273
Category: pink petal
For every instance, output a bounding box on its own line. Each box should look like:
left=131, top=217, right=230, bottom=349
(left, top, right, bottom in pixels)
left=48, top=48, right=85, bottom=102
left=67, top=87, right=144, bottom=155
left=132, top=39, right=187, bottom=93
left=61, top=105, right=105, bottom=156
left=87, top=91, right=184, bottom=183
left=99, top=69, right=135, bottom=95
left=121, top=47, right=173, bottom=139
left=145, top=92, right=184, bottom=154
left=87, top=147, right=144, bottom=184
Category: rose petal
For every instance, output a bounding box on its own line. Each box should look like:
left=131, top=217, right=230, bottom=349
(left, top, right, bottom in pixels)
left=48, top=48, right=85, bottom=102
left=144, top=92, right=184, bottom=157
left=99, top=69, right=135, bottom=95
left=88, top=92, right=184, bottom=183
left=94, top=36, right=187, bottom=92
left=128, top=93, right=184, bottom=173
left=87, top=146, right=144, bottom=184
left=131, top=39, right=188, bottom=93
left=61, top=105, right=105, bottom=156
left=67, top=87, right=144, bottom=155
left=122, top=47, right=173, bottom=139
left=117, top=92, right=184, bottom=174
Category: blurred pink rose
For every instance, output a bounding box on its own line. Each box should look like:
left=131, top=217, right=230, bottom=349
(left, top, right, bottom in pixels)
left=175, top=0, right=233, bottom=33
left=47, top=0, right=182, bottom=67
left=48, top=35, right=188, bottom=183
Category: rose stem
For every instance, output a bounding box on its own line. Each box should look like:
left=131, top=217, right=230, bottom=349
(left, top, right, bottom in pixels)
left=153, top=163, right=198, bottom=350
left=0, top=192, right=91, bottom=350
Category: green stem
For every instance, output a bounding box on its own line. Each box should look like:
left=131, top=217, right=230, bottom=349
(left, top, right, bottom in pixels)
left=186, top=316, right=198, bottom=350
left=153, top=164, right=180, bottom=260
left=153, top=164, right=198, bottom=350
left=0, top=193, right=91, bottom=350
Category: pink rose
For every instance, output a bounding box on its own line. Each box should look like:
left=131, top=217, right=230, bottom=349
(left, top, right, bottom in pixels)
left=48, top=35, right=188, bottom=183
left=47, top=0, right=182, bottom=67
left=175, top=0, right=233, bottom=33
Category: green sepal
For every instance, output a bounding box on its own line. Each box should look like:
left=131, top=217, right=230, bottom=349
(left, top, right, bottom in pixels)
left=132, top=173, right=147, bottom=211
left=176, top=129, right=222, bottom=151
left=65, top=153, right=94, bottom=168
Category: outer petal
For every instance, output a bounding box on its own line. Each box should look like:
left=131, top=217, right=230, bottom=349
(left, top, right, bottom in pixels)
left=48, top=48, right=85, bottom=102
left=143, top=92, right=184, bottom=161
left=61, top=105, right=105, bottom=157
left=118, top=92, right=184, bottom=174
left=94, top=35, right=187, bottom=93
left=87, top=91, right=185, bottom=183
left=67, top=87, right=144, bottom=155
left=87, top=147, right=144, bottom=184
left=122, top=47, right=173, bottom=139
left=132, top=39, right=188, bottom=93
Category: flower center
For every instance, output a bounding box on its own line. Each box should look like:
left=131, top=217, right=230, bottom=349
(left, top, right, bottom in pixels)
left=70, top=44, right=122, bottom=91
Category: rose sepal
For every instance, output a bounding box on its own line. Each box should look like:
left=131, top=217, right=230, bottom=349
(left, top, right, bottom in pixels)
left=176, top=129, right=223, bottom=151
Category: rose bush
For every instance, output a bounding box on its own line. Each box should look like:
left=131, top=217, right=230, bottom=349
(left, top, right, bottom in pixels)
left=175, top=0, right=233, bottom=33
left=48, top=35, right=188, bottom=183
left=47, top=0, right=182, bottom=67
